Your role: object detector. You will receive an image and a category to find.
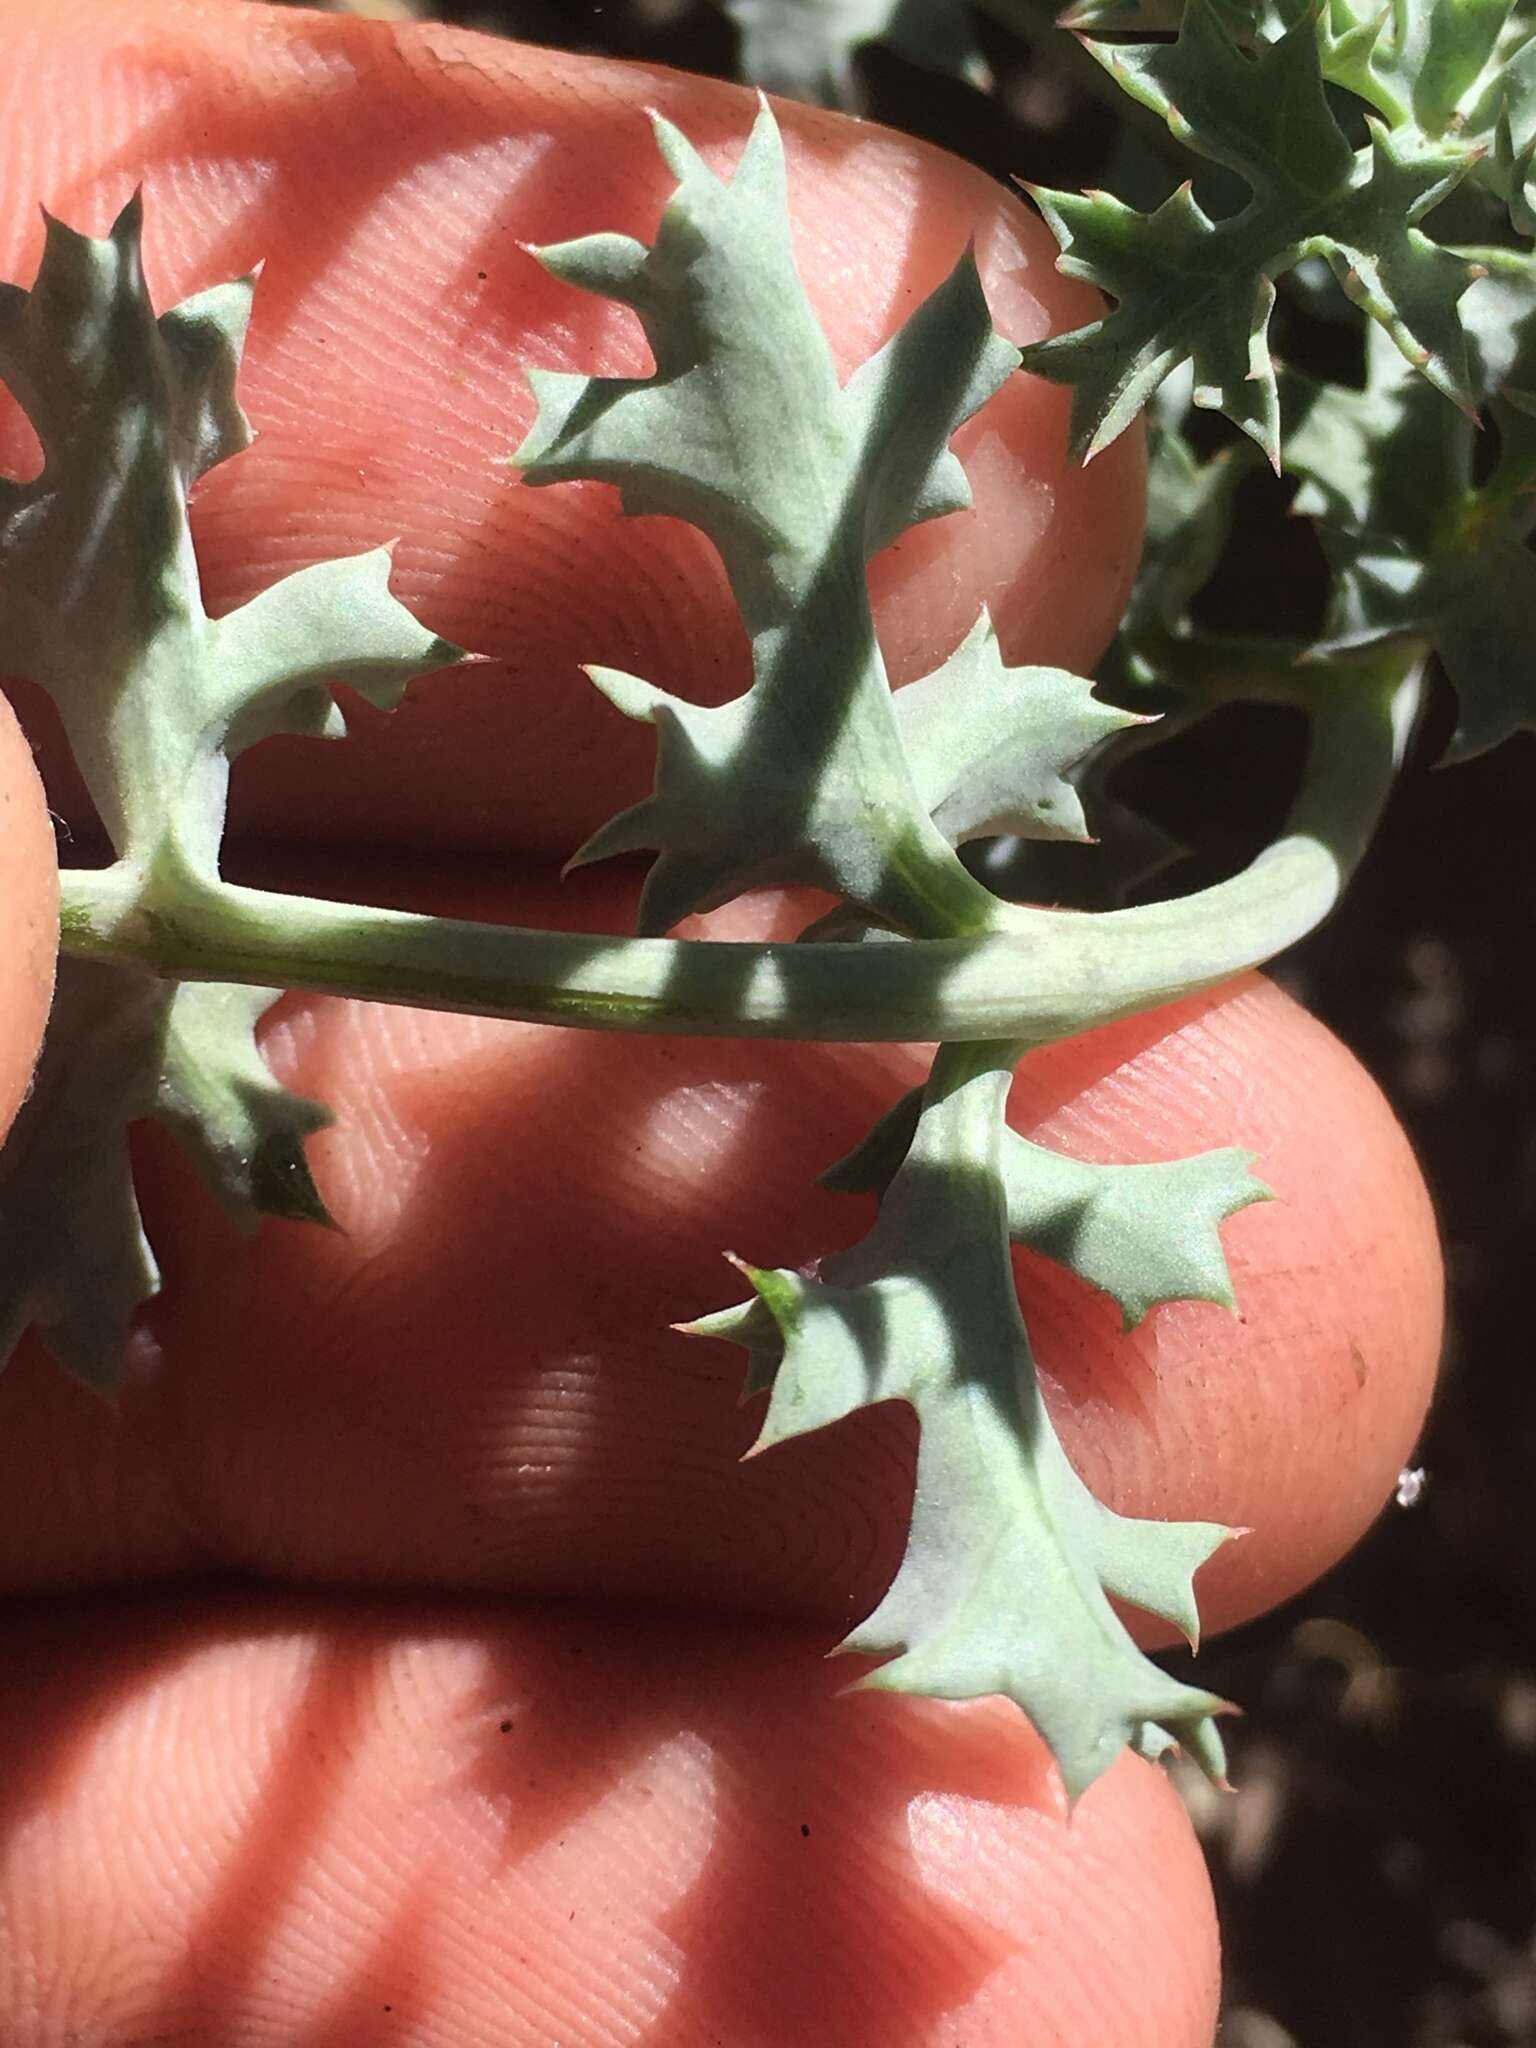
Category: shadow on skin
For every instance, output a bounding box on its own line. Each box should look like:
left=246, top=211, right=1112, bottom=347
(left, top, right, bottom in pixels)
left=0, top=1589, right=1044, bottom=2045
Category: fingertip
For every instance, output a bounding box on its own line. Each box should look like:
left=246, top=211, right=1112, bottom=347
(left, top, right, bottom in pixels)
left=1009, top=972, right=1443, bottom=1642
left=0, top=1594, right=1219, bottom=2048
left=0, top=690, right=57, bottom=1143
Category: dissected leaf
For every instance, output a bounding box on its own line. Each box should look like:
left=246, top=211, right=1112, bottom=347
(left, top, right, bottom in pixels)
left=1061, top=0, right=1536, bottom=227
left=519, top=107, right=1028, bottom=936
left=1023, top=176, right=1287, bottom=461
left=893, top=609, right=1139, bottom=843
left=968, top=781, right=1190, bottom=910
left=694, top=1047, right=1234, bottom=1798
left=0, top=964, right=162, bottom=1388
left=1020, top=0, right=1489, bottom=460
left=999, top=1134, right=1270, bottom=1325
left=0, top=200, right=461, bottom=880
left=155, top=981, right=333, bottom=1229
left=0, top=199, right=461, bottom=1386
left=1462, top=258, right=1536, bottom=409
left=1359, top=0, right=1536, bottom=223
left=1287, top=323, right=1536, bottom=756
left=0, top=964, right=326, bottom=1390
left=824, top=1079, right=1269, bottom=1325
left=1105, top=0, right=1352, bottom=197
left=1286, top=331, right=1463, bottom=541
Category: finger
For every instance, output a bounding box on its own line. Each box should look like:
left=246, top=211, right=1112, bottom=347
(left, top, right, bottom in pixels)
left=0, top=0, right=1142, bottom=861
left=0, top=1589, right=1219, bottom=2048
left=0, top=691, right=58, bottom=1137
left=0, top=872, right=1441, bottom=1646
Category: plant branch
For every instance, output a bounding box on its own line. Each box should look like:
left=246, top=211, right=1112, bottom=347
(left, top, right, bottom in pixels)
left=57, top=653, right=1420, bottom=1046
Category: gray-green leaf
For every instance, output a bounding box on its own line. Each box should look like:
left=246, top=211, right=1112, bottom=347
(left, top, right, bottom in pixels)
left=1287, top=324, right=1536, bottom=757
left=0, top=200, right=461, bottom=1388
left=824, top=1082, right=1269, bottom=1325
left=895, top=610, right=1139, bottom=844
left=0, top=198, right=462, bottom=877
left=0, top=963, right=327, bottom=1390
left=694, top=1048, right=1234, bottom=1799
left=519, top=107, right=1022, bottom=937
left=1019, top=0, right=1486, bottom=460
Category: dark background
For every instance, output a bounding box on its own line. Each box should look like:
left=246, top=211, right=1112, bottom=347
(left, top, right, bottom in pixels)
left=283, top=5, right=1536, bottom=2040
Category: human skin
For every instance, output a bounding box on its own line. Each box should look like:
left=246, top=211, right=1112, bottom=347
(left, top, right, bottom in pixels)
left=0, top=3, right=1443, bottom=2044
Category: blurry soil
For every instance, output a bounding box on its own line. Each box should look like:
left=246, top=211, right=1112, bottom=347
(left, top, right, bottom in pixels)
left=275, top=4, right=1536, bottom=2040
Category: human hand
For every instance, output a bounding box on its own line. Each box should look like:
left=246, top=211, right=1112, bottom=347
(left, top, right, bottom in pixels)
left=0, top=3, right=1442, bottom=2042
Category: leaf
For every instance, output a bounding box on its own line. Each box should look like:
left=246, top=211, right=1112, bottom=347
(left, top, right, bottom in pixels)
left=1064, top=0, right=1536, bottom=231
left=719, top=0, right=987, bottom=107
left=969, top=379, right=1232, bottom=907
left=1023, top=177, right=1286, bottom=462
left=1426, top=525, right=1536, bottom=758
left=1376, top=0, right=1536, bottom=217
left=1019, top=0, right=1488, bottom=459
left=0, top=198, right=463, bottom=879
left=999, top=1135, right=1270, bottom=1326
left=1324, top=123, right=1483, bottom=412
left=1103, top=0, right=1353, bottom=200
left=0, top=964, right=328, bottom=1390
left=0, top=199, right=461, bottom=1387
left=1461, top=257, right=1536, bottom=410
left=1286, top=328, right=1465, bottom=541
left=824, top=1081, right=1270, bottom=1326
left=693, top=1048, right=1234, bottom=1799
left=0, top=965, right=163, bottom=1388
left=970, top=782, right=1190, bottom=910
left=519, top=106, right=1027, bottom=936
left=894, top=609, right=1139, bottom=844
left=155, top=982, right=333, bottom=1229
left=1287, top=322, right=1536, bottom=756
left=1103, top=370, right=1258, bottom=698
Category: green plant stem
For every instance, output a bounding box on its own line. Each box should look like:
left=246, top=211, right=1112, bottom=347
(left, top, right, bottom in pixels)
left=57, top=659, right=1419, bottom=1046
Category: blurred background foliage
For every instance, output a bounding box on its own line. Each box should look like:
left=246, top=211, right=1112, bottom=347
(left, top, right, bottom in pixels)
left=269, top=4, right=1536, bottom=2041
